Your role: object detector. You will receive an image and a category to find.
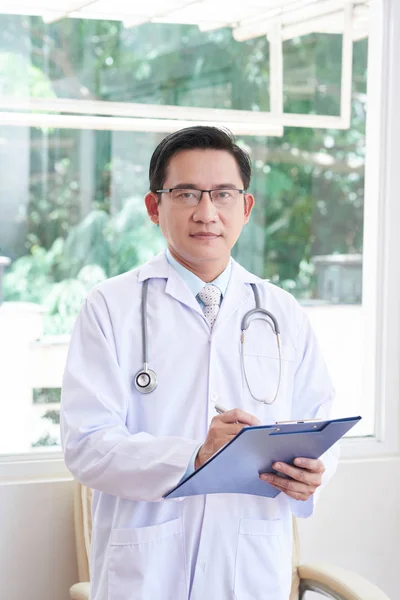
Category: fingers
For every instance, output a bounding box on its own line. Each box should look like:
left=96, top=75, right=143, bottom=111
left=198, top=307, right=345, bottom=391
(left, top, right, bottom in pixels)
left=259, top=459, right=325, bottom=501
left=221, top=423, right=246, bottom=438
left=271, top=462, right=323, bottom=486
left=293, top=458, right=325, bottom=473
left=261, top=475, right=312, bottom=501
left=218, top=408, right=261, bottom=427
left=197, top=410, right=259, bottom=468
left=209, top=420, right=246, bottom=440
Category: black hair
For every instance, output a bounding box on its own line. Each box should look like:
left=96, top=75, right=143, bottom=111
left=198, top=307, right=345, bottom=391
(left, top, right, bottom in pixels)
left=149, top=126, right=252, bottom=192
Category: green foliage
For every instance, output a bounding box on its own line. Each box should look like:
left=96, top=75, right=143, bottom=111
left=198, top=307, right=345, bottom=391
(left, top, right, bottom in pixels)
left=27, top=155, right=83, bottom=251
left=2, top=246, right=54, bottom=304
left=62, top=210, right=110, bottom=277
left=32, top=433, right=59, bottom=447
left=42, top=410, right=60, bottom=425
left=33, top=388, right=61, bottom=404
left=3, top=194, right=164, bottom=333
left=0, top=51, right=55, bottom=97
left=107, top=197, right=165, bottom=276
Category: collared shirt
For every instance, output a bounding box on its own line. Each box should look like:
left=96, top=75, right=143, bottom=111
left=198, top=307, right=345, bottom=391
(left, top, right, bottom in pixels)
left=165, top=248, right=232, bottom=305
left=166, top=248, right=232, bottom=479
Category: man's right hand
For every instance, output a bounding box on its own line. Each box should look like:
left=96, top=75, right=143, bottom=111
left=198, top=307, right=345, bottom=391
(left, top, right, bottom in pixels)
left=195, top=409, right=261, bottom=469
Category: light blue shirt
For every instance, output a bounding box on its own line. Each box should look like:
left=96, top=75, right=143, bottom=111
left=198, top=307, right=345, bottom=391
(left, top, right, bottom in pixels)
left=166, top=249, right=232, bottom=305
left=166, top=249, right=232, bottom=479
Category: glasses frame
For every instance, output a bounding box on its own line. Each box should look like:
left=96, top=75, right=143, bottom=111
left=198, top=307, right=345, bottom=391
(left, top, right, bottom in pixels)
left=156, top=187, right=246, bottom=206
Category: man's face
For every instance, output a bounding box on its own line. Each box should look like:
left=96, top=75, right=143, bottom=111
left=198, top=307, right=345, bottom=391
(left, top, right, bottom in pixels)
left=145, top=149, right=254, bottom=271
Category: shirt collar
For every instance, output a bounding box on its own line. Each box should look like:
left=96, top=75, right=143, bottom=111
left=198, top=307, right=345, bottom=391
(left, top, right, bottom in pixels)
left=165, top=249, right=232, bottom=298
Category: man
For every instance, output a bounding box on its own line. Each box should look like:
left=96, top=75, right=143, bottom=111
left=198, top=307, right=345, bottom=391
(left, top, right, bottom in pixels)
left=61, top=126, right=338, bottom=600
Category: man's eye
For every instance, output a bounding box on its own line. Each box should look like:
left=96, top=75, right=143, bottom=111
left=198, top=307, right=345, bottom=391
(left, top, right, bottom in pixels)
left=176, top=191, right=196, bottom=199
left=216, top=191, right=231, bottom=199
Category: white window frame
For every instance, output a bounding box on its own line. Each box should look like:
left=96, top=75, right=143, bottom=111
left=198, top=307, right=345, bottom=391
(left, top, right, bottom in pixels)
left=0, top=0, right=399, bottom=482
left=341, top=0, right=400, bottom=459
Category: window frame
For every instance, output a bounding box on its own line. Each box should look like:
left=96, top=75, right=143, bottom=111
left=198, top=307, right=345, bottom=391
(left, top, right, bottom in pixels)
left=1, top=0, right=399, bottom=482
left=340, top=0, right=400, bottom=459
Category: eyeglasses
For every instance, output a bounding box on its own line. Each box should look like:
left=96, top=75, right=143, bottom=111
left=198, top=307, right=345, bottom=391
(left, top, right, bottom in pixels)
left=156, top=188, right=245, bottom=208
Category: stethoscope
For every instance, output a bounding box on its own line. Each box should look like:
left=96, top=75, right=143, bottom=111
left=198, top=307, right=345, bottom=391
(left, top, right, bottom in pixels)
left=134, top=280, right=282, bottom=404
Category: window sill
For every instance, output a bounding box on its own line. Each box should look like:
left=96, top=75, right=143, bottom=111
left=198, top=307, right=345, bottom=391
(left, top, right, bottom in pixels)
left=0, top=451, right=72, bottom=485
left=341, top=434, right=399, bottom=460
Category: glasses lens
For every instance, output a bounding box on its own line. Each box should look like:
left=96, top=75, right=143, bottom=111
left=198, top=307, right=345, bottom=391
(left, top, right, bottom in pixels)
left=171, top=189, right=201, bottom=205
left=210, top=189, right=241, bottom=206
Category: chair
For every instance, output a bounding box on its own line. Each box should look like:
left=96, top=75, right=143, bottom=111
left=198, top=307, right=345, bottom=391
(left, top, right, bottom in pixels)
left=70, top=482, right=390, bottom=600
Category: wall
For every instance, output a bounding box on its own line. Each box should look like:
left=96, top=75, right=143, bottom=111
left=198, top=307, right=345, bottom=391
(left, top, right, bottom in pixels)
left=298, top=457, right=400, bottom=598
left=0, top=457, right=398, bottom=600
left=0, top=480, right=77, bottom=600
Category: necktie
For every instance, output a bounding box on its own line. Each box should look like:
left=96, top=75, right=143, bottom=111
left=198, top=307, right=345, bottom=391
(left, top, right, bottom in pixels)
left=198, top=284, right=222, bottom=328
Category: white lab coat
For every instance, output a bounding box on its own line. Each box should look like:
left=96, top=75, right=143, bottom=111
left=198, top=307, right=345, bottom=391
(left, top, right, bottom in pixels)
left=61, top=252, right=338, bottom=600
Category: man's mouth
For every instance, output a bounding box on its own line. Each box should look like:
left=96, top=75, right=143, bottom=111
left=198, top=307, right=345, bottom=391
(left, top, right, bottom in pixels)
left=191, top=232, right=220, bottom=238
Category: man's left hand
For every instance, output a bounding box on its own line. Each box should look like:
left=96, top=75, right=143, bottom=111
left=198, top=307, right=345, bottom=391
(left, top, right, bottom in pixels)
left=260, top=458, right=325, bottom=501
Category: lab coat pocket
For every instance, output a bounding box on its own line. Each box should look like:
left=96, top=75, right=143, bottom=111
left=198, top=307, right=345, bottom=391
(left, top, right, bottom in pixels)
left=234, top=518, right=288, bottom=600
left=241, top=340, right=296, bottom=405
left=108, top=517, right=188, bottom=600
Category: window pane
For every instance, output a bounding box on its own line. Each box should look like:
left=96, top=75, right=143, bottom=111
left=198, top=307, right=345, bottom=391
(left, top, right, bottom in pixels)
left=283, top=33, right=343, bottom=116
left=0, top=126, right=166, bottom=452
left=0, top=15, right=349, bottom=116
left=0, top=14, right=270, bottom=111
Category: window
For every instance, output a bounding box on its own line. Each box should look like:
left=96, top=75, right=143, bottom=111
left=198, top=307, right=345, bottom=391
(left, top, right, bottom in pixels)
left=1, top=4, right=392, bottom=464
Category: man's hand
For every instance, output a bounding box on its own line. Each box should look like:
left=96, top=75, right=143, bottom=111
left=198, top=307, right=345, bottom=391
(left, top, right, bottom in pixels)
left=260, top=458, right=325, bottom=501
left=195, top=409, right=261, bottom=469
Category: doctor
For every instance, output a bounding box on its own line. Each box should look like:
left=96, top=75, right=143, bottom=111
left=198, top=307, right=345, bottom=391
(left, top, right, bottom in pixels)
left=61, top=126, right=338, bottom=600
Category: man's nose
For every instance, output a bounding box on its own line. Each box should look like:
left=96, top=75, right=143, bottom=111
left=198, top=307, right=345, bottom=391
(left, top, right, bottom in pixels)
left=192, top=192, right=218, bottom=222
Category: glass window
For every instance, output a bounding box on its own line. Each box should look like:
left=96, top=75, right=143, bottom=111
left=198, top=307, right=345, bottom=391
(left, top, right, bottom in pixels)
left=0, top=15, right=270, bottom=111
left=0, top=14, right=369, bottom=453
left=283, top=33, right=343, bottom=116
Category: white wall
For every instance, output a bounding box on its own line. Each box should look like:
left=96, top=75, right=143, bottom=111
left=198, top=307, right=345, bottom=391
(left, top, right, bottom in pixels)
left=298, top=457, right=400, bottom=599
left=0, top=480, right=77, bottom=600
left=0, top=458, right=398, bottom=600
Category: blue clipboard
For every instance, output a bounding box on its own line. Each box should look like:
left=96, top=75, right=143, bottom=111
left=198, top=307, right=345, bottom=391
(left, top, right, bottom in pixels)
left=164, top=416, right=361, bottom=499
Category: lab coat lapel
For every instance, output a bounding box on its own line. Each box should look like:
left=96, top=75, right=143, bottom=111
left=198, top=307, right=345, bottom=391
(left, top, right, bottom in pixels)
left=215, top=260, right=261, bottom=328
left=137, top=252, right=203, bottom=314
left=164, top=270, right=203, bottom=313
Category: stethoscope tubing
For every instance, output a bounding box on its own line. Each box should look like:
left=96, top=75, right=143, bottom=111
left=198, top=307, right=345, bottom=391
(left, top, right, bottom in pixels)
left=141, top=278, right=149, bottom=366
left=135, top=280, right=282, bottom=403
left=240, top=284, right=282, bottom=404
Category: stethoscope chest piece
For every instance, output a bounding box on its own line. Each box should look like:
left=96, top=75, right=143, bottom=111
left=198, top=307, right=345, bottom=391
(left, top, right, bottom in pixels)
left=134, top=367, right=157, bottom=394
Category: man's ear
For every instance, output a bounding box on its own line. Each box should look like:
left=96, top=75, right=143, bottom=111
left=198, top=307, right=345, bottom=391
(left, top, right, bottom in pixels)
left=243, top=193, right=255, bottom=223
left=145, top=192, right=160, bottom=225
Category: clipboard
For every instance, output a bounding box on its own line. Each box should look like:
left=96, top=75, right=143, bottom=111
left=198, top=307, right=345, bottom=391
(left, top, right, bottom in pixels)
left=164, top=416, right=361, bottom=499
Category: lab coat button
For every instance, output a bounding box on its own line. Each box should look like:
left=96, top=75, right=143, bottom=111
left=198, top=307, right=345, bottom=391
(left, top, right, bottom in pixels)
left=210, top=392, right=218, bottom=403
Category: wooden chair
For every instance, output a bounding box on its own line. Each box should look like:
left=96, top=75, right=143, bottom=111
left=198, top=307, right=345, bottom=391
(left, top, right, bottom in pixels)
left=70, top=482, right=390, bottom=600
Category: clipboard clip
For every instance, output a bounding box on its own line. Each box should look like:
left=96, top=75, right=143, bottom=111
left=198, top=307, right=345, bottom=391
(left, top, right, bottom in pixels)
left=275, top=418, right=321, bottom=425
left=274, top=418, right=321, bottom=431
